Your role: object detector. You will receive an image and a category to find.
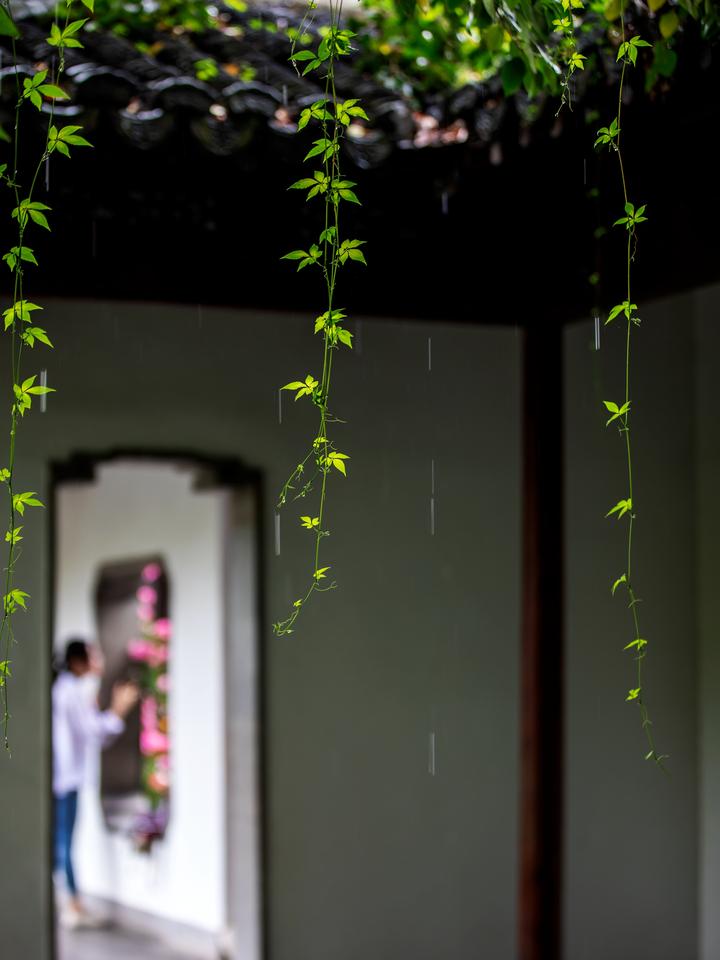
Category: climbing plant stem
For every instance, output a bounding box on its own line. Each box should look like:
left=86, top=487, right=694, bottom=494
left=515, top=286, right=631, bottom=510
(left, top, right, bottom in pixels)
left=598, top=1, right=665, bottom=765
left=1, top=0, right=93, bottom=747
left=273, top=0, right=367, bottom=636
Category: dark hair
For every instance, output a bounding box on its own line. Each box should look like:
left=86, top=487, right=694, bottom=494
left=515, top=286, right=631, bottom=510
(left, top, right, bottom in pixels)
left=64, top=639, right=89, bottom=668
left=52, top=638, right=89, bottom=683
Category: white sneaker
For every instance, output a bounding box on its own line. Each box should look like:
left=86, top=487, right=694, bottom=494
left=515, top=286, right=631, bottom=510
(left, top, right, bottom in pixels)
left=60, top=907, right=105, bottom=930
left=59, top=908, right=82, bottom=930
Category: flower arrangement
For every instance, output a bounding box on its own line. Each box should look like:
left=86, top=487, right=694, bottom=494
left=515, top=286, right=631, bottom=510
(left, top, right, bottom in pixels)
left=126, top=561, right=171, bottom=851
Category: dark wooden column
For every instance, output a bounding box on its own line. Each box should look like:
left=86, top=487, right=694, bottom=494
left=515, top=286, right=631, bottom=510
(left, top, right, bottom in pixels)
left=519, top=322, right=564, bottom=960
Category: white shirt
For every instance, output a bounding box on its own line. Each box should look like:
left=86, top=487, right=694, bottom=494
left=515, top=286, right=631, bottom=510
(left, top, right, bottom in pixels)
left=52, top=671, right=124, bottom=796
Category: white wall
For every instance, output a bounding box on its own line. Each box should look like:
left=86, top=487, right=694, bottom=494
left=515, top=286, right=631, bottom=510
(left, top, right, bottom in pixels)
left=54, top=462, right=227, bottom=935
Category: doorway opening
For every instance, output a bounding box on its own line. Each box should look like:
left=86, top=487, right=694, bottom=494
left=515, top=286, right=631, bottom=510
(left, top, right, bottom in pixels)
left=50, top=453, right=264, bottom=960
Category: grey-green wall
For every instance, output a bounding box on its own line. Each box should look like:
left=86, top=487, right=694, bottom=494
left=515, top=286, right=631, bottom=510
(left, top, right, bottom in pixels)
left=696, top=287, right=720, bottom=960
left=3, top=292, right=715, bottom=960
left=0, top=302, right=522, bottom=959
left=564, top=303, right=699, bottom=960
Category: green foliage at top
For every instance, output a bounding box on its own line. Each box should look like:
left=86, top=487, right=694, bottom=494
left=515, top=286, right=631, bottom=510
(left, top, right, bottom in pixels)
left=351, top=0, right=719, bottom=97
left=9, top=0, right=715, bottom=101
left=90, top=0, right=218, bottom=36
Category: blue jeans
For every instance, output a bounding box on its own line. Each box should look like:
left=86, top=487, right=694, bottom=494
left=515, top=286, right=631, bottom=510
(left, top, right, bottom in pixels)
left=53, top=791, right=78, bottom=896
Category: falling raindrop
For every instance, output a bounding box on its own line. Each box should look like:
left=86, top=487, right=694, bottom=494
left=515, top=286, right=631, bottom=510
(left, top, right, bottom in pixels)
left=489, top=142, right=503, bottom=166
left=594, top=315, right=601, bottom=351
left=430, top=496, right=435, bottom=536
left=40, top=369, right=48, bottom=413
left=428, top=731, right=437, bottom=776
left=274, top=512, right=281, bottom=557
left=278, top=387, right=283, bottom=425
left=427, top=336, right=432, bottom=373
left=282, top=84, right=288, bottom=106
left=45, top=155, right=50, bottom=191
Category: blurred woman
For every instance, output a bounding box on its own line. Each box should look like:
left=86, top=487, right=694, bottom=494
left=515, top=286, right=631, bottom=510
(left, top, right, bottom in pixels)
left=53, top=638, right=138, bottom=928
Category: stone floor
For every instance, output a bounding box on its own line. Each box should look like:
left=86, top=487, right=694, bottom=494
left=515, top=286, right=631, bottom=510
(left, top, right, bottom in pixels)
left=58, top=925, right=211, bottom=960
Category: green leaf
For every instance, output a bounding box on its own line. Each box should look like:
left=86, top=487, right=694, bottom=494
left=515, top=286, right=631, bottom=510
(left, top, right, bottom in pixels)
left=12, top=492, right=44, bottom=516
left=56, top=125, right=92, bottom=146
left=282, top=375, right=318, bottom=400
left=3, top=301, right=43, bottom=330
left=29, top=208, right=51, bottom=230
left=3, top=246, right=38, bottom=271
left=611, top=573, right=627, bottom=596
left=301, top=59, right=322, bottom=76
left=325, top=451, right=349, bottom=476
left=337, top=327, right=353, bottom=348
left=289, top=49, right=316, bottom=61
left=604, top=399, right=631, bottom=426
left=626, top=687, right=641, bottom=701
left=3, top=589, right=30, bottom=613
left=22, top=326, right=53, bottom=348
left=47, top=18, right=87, bottom=48
left=0, top=8, right=19, bottom=38
left=624, top=637, right=648, bottom=651
left=500, top=57, right=525, bottom=96
left=38, top=84, right=70, bottom=100
left=304, top=138, right=333, bottom=161
left=606, top=498, right=632, bottom=519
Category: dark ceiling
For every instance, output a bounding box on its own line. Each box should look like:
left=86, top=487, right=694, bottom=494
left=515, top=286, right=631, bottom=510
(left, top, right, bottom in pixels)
left=1, top=10, right=718, bottom=327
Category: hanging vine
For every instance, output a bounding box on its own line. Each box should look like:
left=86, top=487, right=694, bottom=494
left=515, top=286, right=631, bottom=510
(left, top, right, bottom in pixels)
left=272, top=0, right=367, bottom=637
left=552, top=0, right=586, bottom=114
left=595, top=5, right=666, bottom=765
left=0, top=0, right=92, bottom=748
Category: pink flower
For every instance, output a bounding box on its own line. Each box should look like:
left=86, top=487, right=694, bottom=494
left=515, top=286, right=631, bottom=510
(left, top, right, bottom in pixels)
left=154, top=618, right=172, bottom=641
left=140, top=696, right=158, bottom=730
left=128, top=638, right=153, bottom=661
left=147, top=646, right=168, bottom=668
left=136, top=585, right=157, bottom=606
left=142, top=563, right=162, bottom=583
left=155, top=753, right=170, bottom=772
left=156, top=673, right=170, bottom=694
left=147, top=771, right=169, bottom=794
left=140, top=729, right=169, bottom=756
left=137, top=603, right=154, bottom=622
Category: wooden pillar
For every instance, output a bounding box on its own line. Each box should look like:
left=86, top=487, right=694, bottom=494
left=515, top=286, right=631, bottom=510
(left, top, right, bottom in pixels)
left=519, top=322, right=564, bottom=960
